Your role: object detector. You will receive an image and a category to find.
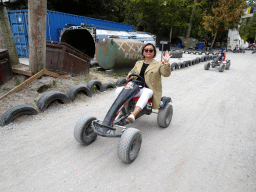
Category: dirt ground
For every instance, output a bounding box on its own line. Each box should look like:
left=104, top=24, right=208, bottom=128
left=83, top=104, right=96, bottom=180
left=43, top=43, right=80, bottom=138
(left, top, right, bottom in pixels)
left=1, top=51, right=255, bottom=192
left=0, top=66, right=123, bottom=117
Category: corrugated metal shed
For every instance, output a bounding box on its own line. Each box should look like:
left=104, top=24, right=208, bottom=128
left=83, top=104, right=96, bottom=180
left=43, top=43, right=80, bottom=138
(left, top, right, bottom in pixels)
left=7, top=9, right=134, bottom=57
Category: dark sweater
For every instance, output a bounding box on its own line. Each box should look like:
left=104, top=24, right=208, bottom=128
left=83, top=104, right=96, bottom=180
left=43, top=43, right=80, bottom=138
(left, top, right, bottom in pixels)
left=139, top=63, right=149, bottom=88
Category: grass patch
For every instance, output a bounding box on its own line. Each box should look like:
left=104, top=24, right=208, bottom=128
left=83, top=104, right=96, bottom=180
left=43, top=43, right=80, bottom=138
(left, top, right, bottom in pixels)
left=15, top=79, right=21, bottom=86
left=1, top=87, right=10, bottom=92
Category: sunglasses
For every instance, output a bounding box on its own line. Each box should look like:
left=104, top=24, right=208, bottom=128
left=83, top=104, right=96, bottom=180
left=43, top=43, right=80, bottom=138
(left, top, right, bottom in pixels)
left=144, top=49, right=154, bottom=53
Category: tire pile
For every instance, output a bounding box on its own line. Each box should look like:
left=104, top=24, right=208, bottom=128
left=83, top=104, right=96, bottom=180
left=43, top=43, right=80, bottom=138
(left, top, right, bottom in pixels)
left=0, top=53, right=216, bottom=127
left=0, top=79, right=126, bottom=127
left=170, top=54, right=216, bottom=71
left=183, top=49, right=215, bottom=55
left=169, top=50, right=183, bottom=58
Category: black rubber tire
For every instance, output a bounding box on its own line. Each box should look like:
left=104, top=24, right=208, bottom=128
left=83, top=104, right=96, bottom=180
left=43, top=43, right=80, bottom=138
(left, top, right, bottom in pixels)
left=196, top=57, right=200, bottom=63
left=219, top=64, right=225, bottom=72
left=174, top=63, right=179, bottom=69
left=36, top=91, right=70, bottom=112
left=157, top=103, right=173, bottom=128
left=101, top=83, right=116, bottom=91
left=0, top=104, right=38, bottom=126
left=184, top=61, right=189, bottom=67
left=115, top=77, right=127, bottom=86
left=117, top=128, right=142, bottom=164
left=177, top=62, right=183, bottom=68
left=67, top=85, right=92, bottom=101
left=204, top=62, right=210, bottom=70
left=187, top=60, right=192, bottom=66
left=171, top=63, right=177, bottom=70
left=225, top=61, right=231, bottom=70
left=86, top=80, right=103, bottom=92
left=74, top=115, right=97, bottom=145
left=192, top=59, right=195, bottom=65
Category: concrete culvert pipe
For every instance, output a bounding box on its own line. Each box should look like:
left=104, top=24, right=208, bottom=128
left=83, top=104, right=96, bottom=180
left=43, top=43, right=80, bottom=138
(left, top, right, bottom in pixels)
left=60, top=29, right=95, bottom=58
left=95, top=38, right=145, bottom=70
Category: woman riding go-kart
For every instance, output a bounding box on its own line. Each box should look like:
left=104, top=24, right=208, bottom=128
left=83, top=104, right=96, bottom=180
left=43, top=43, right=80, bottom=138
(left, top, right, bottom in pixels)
left=73, top=43, right=173, bottom=164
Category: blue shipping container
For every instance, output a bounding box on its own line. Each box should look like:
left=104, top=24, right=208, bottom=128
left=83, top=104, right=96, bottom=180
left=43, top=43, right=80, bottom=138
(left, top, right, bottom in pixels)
left=8, top=9, right=134, bottom=58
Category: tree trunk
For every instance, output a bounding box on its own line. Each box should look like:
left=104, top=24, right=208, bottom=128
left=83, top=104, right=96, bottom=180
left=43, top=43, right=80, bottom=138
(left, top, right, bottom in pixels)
left=28, top=0, right=47, bottom=74
left=0, top=6, right=19, bottom=66
left=186, top=0, right=197, bottom=39
left=170, top=26, right=172, bottom=42
left=211, top=31, right=218, bottom=49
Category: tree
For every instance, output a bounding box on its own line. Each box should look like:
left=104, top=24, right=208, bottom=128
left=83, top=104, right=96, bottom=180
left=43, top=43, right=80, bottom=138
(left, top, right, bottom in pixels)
left=0, top=5, right=19, bottom=66
left=186, top=0, right=197, bottom=38
left=240, top=13, right=256, bottom=43
left=203, top=0, right=246, bottom=49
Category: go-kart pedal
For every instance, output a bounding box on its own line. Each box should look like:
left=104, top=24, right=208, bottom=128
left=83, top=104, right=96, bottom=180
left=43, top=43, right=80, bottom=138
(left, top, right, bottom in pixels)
left=159, top=96, right=171, bottom=108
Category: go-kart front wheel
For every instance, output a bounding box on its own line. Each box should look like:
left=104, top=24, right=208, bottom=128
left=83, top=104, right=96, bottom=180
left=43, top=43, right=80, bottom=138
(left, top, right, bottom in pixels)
left=74, top=115, right=97, bottom=145
left=157, top=103, right=173, bottom=128
left=117, top=128, right=142, bottom=164
left=204, top=62, right=210, bottom=70
left=219, top=64, right=225, bottom=72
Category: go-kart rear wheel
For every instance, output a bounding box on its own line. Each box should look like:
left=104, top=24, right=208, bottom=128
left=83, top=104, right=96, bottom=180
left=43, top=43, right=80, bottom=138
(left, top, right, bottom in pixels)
left=157, top=103, right=173, bottom=128
left=219, top=64, right=225, bottom=72
left=117, top=128, right=142, bottom=164
left=204, top=62, right=210, bottom=70
left=74, top=115, right=97, bottom=145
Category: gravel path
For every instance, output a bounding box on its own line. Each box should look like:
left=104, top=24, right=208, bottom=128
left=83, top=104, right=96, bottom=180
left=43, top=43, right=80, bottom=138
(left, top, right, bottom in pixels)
left=1, top=50, right=256, bottom=192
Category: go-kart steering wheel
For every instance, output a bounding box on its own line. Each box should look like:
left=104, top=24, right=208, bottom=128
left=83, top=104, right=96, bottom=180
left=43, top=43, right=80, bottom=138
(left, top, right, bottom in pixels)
left=128, top=74, right=145, bottom=87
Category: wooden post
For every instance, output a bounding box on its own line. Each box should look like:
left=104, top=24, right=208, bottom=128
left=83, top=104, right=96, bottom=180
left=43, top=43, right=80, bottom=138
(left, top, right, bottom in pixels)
left=28, top=0, right=47, bottom=74
left=0, top=5, right=19, bottom=66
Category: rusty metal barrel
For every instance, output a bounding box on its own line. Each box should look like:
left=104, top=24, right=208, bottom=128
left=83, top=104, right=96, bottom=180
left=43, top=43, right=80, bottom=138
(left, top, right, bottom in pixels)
left=95, top=38, right=145, bottom=69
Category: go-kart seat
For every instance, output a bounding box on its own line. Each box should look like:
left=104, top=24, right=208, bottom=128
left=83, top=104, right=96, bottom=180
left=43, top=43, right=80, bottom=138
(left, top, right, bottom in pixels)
left=218, top=55, right=226, bottom=61
left=133, top=96, right=152, bottom=103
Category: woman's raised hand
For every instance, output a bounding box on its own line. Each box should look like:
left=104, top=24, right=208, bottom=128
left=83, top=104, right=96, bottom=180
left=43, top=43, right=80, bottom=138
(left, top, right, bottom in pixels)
left=162, top=50, right=172, bottom=63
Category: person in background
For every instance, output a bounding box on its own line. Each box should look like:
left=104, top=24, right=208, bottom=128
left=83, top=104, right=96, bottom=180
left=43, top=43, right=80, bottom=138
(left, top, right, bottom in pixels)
left=221, top=47, right=226, bottom=61
left=235, top=44, right=240, bottom=53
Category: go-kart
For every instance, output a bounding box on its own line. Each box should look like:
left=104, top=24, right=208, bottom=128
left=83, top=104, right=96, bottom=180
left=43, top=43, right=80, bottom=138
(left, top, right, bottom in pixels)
left=233, top=47, right=245, bottom=53
left=204, top=51, right=231, bottom=72
left=73, top=74, right=173, bottom=163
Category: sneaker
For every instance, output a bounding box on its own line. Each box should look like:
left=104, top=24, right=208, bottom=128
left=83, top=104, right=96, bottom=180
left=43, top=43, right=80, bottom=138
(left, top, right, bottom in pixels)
left=126, top=114, right=135, bottom=123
